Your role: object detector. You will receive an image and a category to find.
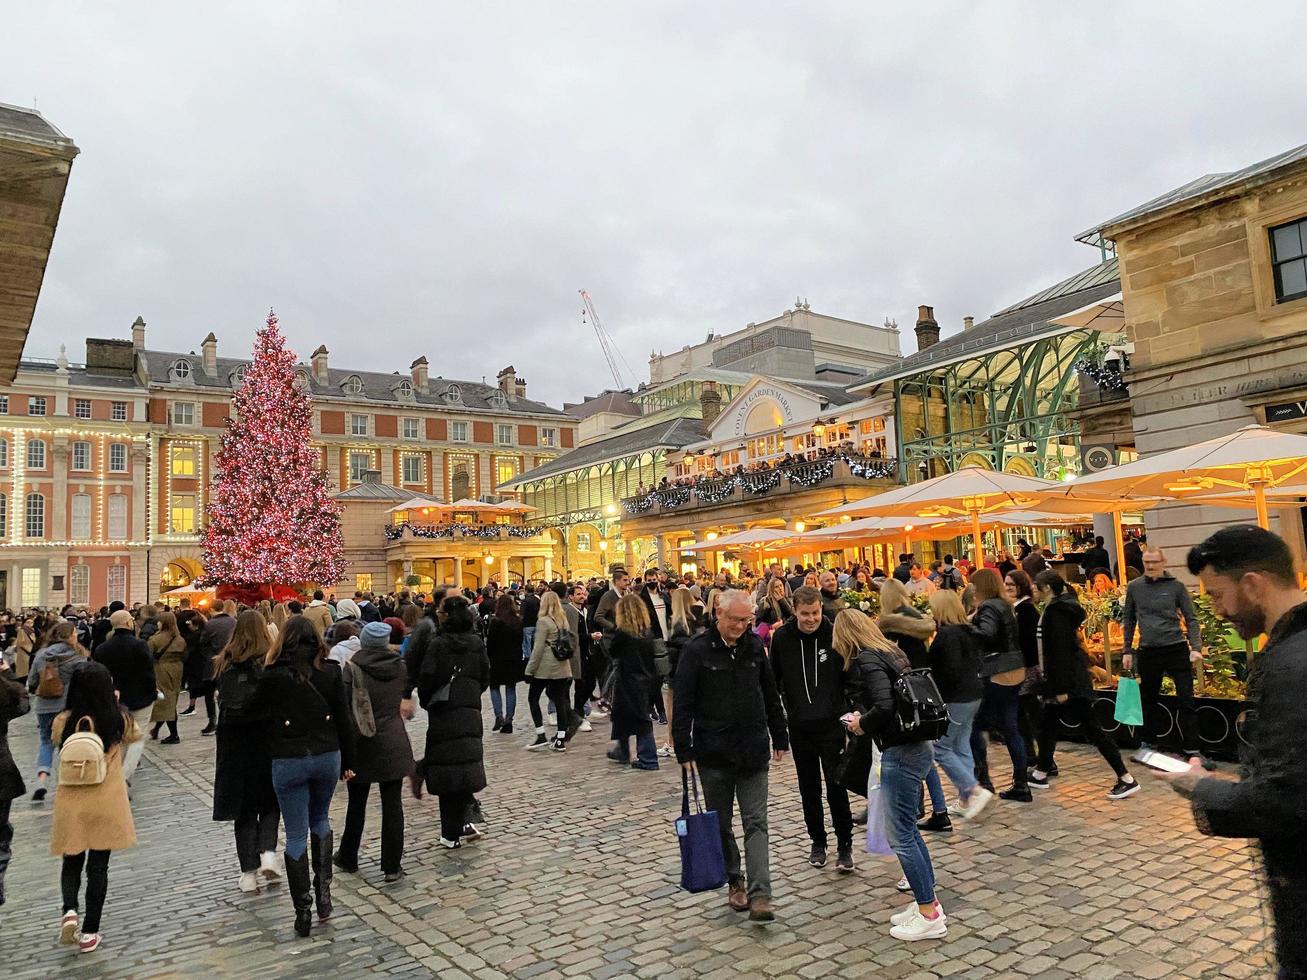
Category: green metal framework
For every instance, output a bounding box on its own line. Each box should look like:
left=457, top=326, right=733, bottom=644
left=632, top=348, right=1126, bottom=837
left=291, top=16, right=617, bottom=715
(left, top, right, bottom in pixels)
left=894, top=327, right=1101, bottom=481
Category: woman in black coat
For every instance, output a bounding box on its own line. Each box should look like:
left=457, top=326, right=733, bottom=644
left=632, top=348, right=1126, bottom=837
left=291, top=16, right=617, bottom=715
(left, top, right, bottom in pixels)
left=1004, top=569, right=1043, bottom=763
left=605, top=594, right=659, bottom=770
left=0, top=668, right=30, bottom=905
left=334, top=622, right=414, bottom=882
left=968, top=569, right=1029, bottom=802
left=411, top=596, right=490, bottom=849
left=485, top=595, right=523, bottom=734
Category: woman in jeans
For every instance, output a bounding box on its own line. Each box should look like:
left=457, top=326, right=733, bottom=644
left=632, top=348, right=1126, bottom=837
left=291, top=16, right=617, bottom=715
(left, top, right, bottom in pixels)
left=832, top=610, right=945, bottom=942
left=250, top=616, right=354, bottom=938
left=485, top=594, right=523, bottom=735
left=1028, top=572, right=1139, bottom=800
left=212, top=610, right=282, bottom=895
left=606, top=594, right=659, bottom=770
left=26, top=622, right=90, bottom=802
left=333, top=622, right=414, bottom=881
left=523, top=591, right=574, bottom=752
left=50, top=662, right=137, bottom=953
left=919, top=590, right=991, bottom=829
left=968, top=568, right=1030, bottom=802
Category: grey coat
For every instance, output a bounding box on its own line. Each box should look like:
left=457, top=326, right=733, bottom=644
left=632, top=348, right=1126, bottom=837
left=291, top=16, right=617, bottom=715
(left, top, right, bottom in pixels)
left=525, top=614, right=575, bottom=681
left=344, top=646, right=415, bottom=784
left=26, top=643, right=89, bottom=715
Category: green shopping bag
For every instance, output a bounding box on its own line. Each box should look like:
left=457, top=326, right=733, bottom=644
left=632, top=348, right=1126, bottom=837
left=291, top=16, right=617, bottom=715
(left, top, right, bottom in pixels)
left=1115, top=676, right=1144, bottom=726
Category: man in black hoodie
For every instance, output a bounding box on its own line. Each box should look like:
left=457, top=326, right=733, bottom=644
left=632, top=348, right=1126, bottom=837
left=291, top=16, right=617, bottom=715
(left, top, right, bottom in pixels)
left=93, top=609, right=157, bottom=785
left=769, top=587, right=853, bottom=872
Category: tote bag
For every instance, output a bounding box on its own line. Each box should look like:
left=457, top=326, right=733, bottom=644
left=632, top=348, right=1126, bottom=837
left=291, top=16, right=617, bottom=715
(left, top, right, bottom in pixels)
left=674, top=768, right=727, bottom=893
left=1115, top=676, right=1144, bottom=727
left=864, top=745, right=893, bottom=857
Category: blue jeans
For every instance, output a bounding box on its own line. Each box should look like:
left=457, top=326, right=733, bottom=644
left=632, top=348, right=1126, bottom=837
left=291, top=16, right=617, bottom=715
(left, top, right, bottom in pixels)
left=609, top=720, right=658, bottom=768
left=489, top=684, right=517, bottom=721
left=881, top=741, right=937, bottom=905
left=521, top=627, right=536, bottom=661
left=271, top=751, right=341, bottom=860
left=35, top=711, right=57, bottom=776
left=932, top=699, right=981, bottom=799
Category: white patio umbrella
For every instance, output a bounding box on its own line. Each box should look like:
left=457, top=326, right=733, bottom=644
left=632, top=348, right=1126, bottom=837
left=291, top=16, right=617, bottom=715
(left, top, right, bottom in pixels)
left=386, top=496, right=446, bottom=514
left=688, top=527, right=794, bottom=551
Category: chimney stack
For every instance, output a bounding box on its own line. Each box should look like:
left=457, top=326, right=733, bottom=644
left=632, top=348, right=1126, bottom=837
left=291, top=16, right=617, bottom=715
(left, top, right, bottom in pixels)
left=497, top=365, right=518, bottom=401
left=131, top=316, right=146, bottom=350
left=201, top=332, right=218, bottom=376
left=311, top=345, right=330, bottom=385
left=700, top=380, right=722, bottom=424
left=963, top=315, right=974, bottom=332
left=914, top=305, right=940, bottom=352
left=410, top=356, right=429, bottom=394
left=362, top=469, right=381, bottom=485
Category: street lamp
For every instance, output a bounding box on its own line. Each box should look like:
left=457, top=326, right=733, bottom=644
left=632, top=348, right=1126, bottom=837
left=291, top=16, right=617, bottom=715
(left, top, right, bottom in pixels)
left=794, top=521, right=806, bottom=533
left=605, top=503, right=617, bottom=515
left=706, top=530, right=719, bottom=541
left=599, top=540, right=608, bottom=552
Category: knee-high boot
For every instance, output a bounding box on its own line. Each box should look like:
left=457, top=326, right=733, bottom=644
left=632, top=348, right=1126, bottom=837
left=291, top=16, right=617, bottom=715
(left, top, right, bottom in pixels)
left=310, top=831, right=333, bottom=920
left=284, top=852, right=313, bottom=937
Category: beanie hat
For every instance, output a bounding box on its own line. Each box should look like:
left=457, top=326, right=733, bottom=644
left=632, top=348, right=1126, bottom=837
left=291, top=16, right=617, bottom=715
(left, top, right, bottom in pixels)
left=109, top=609, right=135, bottom=630
left=359, top=621, right=393, bottom=652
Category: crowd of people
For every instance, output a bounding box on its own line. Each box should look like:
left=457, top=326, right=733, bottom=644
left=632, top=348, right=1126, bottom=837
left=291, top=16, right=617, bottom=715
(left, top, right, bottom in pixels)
left=633, top=443, right=891, bottom=498
left=0, top=524, right=1300, bottom=967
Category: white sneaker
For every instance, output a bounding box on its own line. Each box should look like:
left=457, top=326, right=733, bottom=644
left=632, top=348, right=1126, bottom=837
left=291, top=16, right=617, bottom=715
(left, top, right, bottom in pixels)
left=59, top=910, right=79, bottom=945
left=238, top=871, right=261, bottom=894
left=547, top=714, right=557, bottom=726
left=961, top=786, right=994, bottom=820
left=895, top=876, right=912, bottom=893
left=657, top=745, right=673, bottom=757
left=438, top=837, right=463, bottom=849
left=891, top=900, right=943, bottom=925
left=258, top=851, right=282, bottom=882
left=579, top=718, right=593, bottom=732
left=946, top=801, right=965, bottom=817
left=890, top=906, right=948, bottom=940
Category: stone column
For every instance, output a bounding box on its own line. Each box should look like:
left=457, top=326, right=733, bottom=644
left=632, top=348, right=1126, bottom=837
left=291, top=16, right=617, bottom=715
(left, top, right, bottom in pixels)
left=544, top=555, right=553, bottom=581
left=453, top=558, right=463, bottom=589
left=501, top=555, right=510, bottom=587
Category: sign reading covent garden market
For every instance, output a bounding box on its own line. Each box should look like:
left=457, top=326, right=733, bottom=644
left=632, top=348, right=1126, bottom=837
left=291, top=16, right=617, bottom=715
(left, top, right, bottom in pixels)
left=729, top=384, right=802, bottom=436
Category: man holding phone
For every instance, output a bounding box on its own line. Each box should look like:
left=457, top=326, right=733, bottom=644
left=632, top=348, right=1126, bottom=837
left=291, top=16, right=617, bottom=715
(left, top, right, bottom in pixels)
left=1160, top=525, right=1307, bottom=977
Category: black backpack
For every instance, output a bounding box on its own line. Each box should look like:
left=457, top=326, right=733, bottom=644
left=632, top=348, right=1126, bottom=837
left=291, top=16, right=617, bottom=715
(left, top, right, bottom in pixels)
left=938, top=566, right=963, bottom=591
left=550, top=626, right=576, bottom=661
left=889, top=664, right=950, bottom=743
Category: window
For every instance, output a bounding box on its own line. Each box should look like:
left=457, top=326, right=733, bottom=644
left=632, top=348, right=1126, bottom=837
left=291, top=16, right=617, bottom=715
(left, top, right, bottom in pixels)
left=74, top=398, right=92, bottom=419
left=0, top=439, right=8, bottom=468
left=109, top=443, right=128, bottom=472
left=450, top=421, right=469, bottom=442
left=72, top=441, right=91, bottom=471
left=0, top=395, right=8, bottom=414
left=0, top=492, right=7, bottom=536
left=26, top=439, right=45, bottom=469
left=343, top=375, right=364, bottom=396
left=355, top=573, right=373, bottom=592
left=349, top=451, right=371, bottom=482
left=577, top=531, right=592, bottom=552
left=172, top=402, right=195, bottom=426
left=28, top=396, right=46, bottom=416
left=171, top=445, right=196, bottom=476
left=110, top=401, right=127, bottom=421
left=71, top=493, right=92, bottom=539
left=402, top=417, right=420, bottom=440
left=169, top=359, right=192, bottom=381
left=107, top=565, right=126, bottom=605
left=350, top=414, right=369, bottom=437
left=401, top=454, right=422, bottom=484
left=108, top=494, right=127, bottom=540
left=442, top=384, right=462, bottom=405
left=1271, top=218, right=1307, bottom=303
left=497, top=424, right=513, bottom=445
left=496, top=459, right=518, bottom=488
left=293, top=371, right=309, bottom=391
left=397, top=380, right=414, bottom=401
left=21, top=568, right=40, bottom=607
left=69, top=565, right=90, bottom=606
left=170, top=493, right=196, bottom=533
left=541, top=427, right=556, bottom=448
left=24, top=493, right=44, bottom=538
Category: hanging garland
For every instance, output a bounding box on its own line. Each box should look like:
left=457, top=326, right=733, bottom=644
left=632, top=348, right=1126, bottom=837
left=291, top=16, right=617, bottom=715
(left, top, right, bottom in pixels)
left=740, top=470, right=782, bottom=494
left=1075, top=358, right=1127, bottom=392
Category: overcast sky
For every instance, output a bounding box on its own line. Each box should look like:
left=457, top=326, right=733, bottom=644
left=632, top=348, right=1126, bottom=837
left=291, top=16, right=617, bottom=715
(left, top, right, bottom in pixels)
left=6, top=3, right=1307, bottom=405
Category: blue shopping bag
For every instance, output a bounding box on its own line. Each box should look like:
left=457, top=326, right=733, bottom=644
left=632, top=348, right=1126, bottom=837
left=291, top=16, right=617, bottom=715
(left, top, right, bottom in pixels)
left=675, top=768, right=727, bottom=893
left=1115, top=676, right=1144, bottom=727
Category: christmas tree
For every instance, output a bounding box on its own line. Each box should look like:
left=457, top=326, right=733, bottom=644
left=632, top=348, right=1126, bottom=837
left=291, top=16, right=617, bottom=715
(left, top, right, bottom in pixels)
left=201, top=311, right=346, bottom=591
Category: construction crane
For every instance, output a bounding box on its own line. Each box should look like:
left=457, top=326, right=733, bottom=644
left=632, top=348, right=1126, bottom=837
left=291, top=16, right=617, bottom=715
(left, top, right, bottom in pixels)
left=579, top=289, right=636, bottom=391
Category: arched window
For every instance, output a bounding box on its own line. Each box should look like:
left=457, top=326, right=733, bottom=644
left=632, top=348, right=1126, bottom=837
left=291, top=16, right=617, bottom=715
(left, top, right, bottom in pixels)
left=396, top=379, right=414, bottom=401
left=26, top=439, right=45, bottom=469
left=169, top=358, right=192, bottom=381
left=24, top=493, right=44, bottom=538
left=293, top=371, right=309, bottom=391
left=442, top=383, right=462, bottom=405
left=343, top=375, right=364, bottom=396
left=230, top=365, right=247, bottom=388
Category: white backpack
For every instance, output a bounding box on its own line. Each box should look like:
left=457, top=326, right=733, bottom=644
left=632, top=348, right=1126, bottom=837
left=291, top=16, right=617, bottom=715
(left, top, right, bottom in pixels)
left=59, top=716, right=107, bottom=786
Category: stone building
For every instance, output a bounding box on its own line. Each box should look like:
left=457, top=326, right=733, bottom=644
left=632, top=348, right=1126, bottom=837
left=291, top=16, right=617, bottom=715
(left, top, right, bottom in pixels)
left=1078, top=142, right=1307, bottom=569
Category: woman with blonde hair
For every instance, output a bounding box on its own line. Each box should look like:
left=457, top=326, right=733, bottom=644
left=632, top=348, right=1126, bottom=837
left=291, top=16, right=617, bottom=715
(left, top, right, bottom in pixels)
left=657, top=588, right=696, bottom=758
left=148, top=611, right=187, bottom=744
left=606, top=593, right=659, bottom=770
left=212, top=610, right=282, bottom=895
left=968, top=568, right=1028, bottom=802
left=878, top=578, right=935, bottom=670
left=754, top=576, right=793, bottom=628
left=523, top=590, right=575, bottom=752
left=832, top=609, right=946, bottom=941
left=269, top=603, right=290, bottom=637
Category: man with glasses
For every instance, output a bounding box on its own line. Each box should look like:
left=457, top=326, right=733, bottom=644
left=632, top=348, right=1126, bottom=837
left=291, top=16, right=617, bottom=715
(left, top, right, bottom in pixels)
left=674, top=591, right=789, bottom=923
left=1122, top=548, right=1203, bottom=759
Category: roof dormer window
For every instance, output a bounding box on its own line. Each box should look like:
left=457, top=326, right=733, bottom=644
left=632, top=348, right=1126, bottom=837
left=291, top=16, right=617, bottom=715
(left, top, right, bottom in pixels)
left=169, top=359, right=192, bottom=382
left=294, top=371, right=310, bottom=392
left=230, top=365, right=247, bottom=388
left=396, top=379, right=414, bottom=401
left=343, top=375, right=364, bottom=396
left=488, top=389, right=507, bottom=409
left=442, top=383, right=463, bottom=405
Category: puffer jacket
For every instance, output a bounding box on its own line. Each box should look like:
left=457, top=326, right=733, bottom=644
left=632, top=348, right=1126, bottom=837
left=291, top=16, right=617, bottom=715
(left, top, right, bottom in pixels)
left=416, top=625, right=490, bottom=796
left=973, top=597, right=1025, bottom=680
left=879, top=605, right=936, bottom=670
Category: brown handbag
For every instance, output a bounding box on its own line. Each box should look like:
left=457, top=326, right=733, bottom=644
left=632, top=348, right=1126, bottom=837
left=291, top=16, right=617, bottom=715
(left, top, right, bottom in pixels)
left=35, top=654, right=72, bottom=698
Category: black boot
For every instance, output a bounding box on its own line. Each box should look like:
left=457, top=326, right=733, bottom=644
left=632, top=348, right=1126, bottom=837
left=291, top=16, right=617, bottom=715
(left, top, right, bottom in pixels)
left=310, top=831, right=334, bottom=920
left=284, top=852, right=313, bottom=937
left=974, top=760, right=995, bottom=794
left=0, top=835, right=10, bottom=906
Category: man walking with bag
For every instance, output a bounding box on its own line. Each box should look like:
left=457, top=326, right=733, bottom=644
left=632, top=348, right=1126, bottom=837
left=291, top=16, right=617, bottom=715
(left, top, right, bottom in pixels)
left=673, top=590, right=788, bottom=923
left=1121, top=548, right=1203, bottom=758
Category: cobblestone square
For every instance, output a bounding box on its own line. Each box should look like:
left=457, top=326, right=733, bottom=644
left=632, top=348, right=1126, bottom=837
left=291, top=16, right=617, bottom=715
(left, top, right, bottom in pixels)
left=3, top=706, right=1271, bottom=979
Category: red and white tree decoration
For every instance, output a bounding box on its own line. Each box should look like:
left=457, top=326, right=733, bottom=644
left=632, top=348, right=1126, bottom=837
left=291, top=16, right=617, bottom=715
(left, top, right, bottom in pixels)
left=201, top=311, right=346, bottom=591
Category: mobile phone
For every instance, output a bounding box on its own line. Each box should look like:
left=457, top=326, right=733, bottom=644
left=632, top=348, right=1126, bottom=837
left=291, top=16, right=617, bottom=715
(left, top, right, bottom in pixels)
left=1132, top=748, right=1192, bottom=774
left=839, top=712, right=856, bottom=729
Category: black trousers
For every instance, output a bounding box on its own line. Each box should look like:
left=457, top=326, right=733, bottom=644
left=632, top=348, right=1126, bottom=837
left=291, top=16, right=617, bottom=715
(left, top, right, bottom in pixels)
left=527, top=678, right=572, bottom=733
left=573, top=670, right=596, bottom=717
left=337, top=779, right=404, bottom=874
left=790, top=722, right=854, bottom=849
left=1138, top=643, right=1199, bottom=751
left=233, top=798, right=281, bottom=873
left=438, top=792, right=471, bottom=842
left=61, top=850, right=111, bottom=933
left=1035, top=697, right=1126, bottom=778
left=0, top=798, right=12, bottom=900
left=1264, top=840, right=1307, bottom=979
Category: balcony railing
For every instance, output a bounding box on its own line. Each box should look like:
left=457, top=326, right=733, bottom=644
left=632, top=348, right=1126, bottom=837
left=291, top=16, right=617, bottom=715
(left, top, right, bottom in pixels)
left=622, top=454, right=899, bottom=516
left=384, top=522, right=547, bottom=542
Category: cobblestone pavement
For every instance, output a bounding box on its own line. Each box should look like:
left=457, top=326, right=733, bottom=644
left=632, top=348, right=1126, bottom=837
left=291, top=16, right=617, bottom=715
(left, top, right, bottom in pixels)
left=3, top=704, right=1271, bottom=979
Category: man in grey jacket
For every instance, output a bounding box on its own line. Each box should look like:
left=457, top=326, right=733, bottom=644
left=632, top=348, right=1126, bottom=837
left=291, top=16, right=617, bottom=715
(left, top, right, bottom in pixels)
left=1121, top=548, right=1203, bottom=757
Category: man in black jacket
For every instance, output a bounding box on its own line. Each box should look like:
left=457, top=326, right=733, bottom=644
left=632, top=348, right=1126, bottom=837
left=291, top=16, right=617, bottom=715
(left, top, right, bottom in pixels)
left=196, top=601, right=238, bottom=735
left=769, top=587, right=853, bottom=872
left=93, top=609, right=157, bottom=784
left=673, top=590, right=788, bottom=923
left=1163, top=526, right=1307, bottom=977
